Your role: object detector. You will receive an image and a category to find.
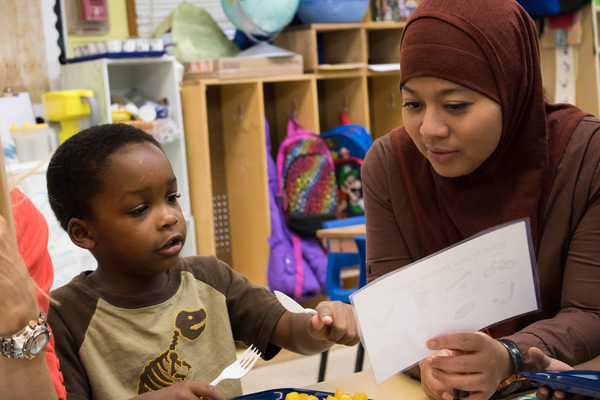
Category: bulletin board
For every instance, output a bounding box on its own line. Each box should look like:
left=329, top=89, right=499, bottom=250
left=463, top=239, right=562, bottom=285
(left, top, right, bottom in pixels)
left=0, top=0, right=50, bottom=103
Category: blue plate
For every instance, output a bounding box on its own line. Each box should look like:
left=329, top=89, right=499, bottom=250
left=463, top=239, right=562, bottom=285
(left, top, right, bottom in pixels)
left=520, top=370, right=600, bottom=398
left=65, top=51, right=167, bottom=64
left=232, top=388, right=372, bottom=400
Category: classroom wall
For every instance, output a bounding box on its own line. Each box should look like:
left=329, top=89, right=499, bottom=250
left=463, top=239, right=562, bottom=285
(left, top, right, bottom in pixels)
left=0, top=0, right=50, bottom=103
left=65, top=0, right=130, bottom=58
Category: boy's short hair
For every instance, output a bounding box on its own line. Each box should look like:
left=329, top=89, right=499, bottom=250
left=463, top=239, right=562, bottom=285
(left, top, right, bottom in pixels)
left=47, top=123, right=162, bottom=231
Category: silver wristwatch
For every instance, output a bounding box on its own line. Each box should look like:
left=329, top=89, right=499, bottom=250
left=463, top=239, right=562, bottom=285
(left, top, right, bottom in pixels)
left=0, top=310, right=50, bottom=359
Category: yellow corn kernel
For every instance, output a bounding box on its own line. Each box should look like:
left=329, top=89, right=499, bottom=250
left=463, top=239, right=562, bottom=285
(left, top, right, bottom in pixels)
left=285, top=392, right=299, bottom=400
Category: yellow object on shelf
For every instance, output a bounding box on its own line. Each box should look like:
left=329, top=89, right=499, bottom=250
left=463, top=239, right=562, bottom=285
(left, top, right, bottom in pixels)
left=42, top=90, right=100, bottom=143
left=111, top=109, right=133, bottom=122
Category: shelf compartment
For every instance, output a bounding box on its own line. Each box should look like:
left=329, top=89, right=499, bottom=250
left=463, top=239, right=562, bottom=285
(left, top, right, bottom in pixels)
left=263, top=77, right=319, bottom=159
left=367, top=28, right=403, bottom=65
left=182, top=81, right=271, bottom=286
left=317, top=76, right=370, bottom=133
left=368, top=74, right=403, bottom=139
left=275, top=26, right=367, bottom=71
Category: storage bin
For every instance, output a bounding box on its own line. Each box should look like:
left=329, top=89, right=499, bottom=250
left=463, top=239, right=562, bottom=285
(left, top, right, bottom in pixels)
left=297, top=0, right=370, bottom=24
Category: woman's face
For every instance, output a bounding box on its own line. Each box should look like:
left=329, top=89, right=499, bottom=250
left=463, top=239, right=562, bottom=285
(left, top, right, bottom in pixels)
left=400, top=77, right=502, bottom=177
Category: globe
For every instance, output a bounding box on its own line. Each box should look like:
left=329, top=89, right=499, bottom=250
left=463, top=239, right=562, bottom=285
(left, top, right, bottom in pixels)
left=221, top=0, right=300, bottom=57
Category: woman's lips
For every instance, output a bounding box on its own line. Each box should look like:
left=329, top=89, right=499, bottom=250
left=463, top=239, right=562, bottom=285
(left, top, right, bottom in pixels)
left=428, top=148, right=457, bottom=163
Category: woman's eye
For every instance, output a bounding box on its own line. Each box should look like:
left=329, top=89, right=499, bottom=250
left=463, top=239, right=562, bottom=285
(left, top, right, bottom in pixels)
left=445, top=103, right=468, bottom=111
left=402, top=101, right=422, bottom=110
left=168, top=193, right=181, bottom=204
left=130, top=206, right=148, bottom=217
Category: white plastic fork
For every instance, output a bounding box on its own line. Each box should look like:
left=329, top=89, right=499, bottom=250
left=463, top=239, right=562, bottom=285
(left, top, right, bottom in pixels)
left=209, top=345, right=261, bottom=386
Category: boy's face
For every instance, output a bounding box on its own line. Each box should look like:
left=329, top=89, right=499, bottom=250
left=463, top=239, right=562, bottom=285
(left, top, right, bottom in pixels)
left=87, top=142, right=186, bottom=278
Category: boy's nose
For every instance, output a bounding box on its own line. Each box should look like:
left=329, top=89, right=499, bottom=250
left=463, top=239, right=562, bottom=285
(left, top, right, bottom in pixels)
left=158, top=206, right=178, bottom=228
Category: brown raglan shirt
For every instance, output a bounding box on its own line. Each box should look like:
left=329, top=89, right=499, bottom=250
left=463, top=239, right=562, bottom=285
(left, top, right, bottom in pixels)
left=48, top=256, right=286, bottom=400
left=363, top=116, right=600, bottom=369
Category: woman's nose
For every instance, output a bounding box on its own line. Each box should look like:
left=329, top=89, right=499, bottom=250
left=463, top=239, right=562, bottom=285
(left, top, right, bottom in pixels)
left=420, top=108, right=449, bottom=139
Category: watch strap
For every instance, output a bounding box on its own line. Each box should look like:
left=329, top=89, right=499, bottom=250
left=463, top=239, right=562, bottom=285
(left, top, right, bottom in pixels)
left=497, top=338, right=525, bottom=374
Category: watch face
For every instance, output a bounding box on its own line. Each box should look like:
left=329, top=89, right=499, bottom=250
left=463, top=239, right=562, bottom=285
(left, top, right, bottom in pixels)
left=29, top=332, right=49, bottom=356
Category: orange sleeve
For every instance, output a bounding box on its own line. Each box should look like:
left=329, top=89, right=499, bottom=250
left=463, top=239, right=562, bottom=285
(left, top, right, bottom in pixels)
left=11, top=189, right=67, bottom=400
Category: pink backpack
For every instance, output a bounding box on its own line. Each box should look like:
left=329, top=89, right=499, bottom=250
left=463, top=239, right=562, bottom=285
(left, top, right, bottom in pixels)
left=276, top=116, right=338, bottom=237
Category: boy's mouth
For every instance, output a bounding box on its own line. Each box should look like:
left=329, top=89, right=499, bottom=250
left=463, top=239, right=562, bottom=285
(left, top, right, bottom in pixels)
left=157, top=234, right=184, bottom=256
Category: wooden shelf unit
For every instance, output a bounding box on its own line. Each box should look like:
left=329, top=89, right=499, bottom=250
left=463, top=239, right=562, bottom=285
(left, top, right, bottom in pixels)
left=274, top=22, right=406, bottom=72
left=181, top=21, right=405, bottom=286
left=181, top=69, right=403, bottom=287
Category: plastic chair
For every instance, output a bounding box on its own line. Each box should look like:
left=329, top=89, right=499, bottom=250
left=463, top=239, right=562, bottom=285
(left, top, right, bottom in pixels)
left=318, top=216, right=367, bottom=382
left=323, top=216, right=366, bottom=302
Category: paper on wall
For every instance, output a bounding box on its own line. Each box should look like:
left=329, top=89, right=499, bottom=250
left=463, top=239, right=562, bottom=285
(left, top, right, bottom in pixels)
left=350, top=219, right=540, bottom=384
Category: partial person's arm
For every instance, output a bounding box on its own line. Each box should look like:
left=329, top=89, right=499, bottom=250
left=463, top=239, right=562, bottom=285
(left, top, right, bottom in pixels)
left=423, top=140, right=600, bottom=400
left=0, top=215, right=58, bottom=400
left=502, top=156, right=600, bottom=368
left=362, top=138, right=415, bottom=282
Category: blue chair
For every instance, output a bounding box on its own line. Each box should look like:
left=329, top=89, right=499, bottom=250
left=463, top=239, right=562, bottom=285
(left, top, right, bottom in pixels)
left=318, top=216, right=367, bottom=382
left=323, top=216, right=366, bottom=302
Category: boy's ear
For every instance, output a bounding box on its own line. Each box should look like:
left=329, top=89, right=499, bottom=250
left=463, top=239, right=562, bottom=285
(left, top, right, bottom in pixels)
left=67, top=218, right=96, bottom=250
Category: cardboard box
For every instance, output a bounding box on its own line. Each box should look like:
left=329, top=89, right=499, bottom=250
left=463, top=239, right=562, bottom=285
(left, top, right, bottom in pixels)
left=184, top=54, right=304, bottom=80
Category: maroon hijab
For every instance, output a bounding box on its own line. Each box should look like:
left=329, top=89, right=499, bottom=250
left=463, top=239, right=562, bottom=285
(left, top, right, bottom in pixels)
left=392, top=0, right=588, bottom=256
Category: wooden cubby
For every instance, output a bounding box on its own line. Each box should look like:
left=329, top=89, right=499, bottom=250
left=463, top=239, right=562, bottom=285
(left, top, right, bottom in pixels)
left=182, top=80, right=273, bottom=286
left=368, top=73, right=403, bottom=140
left=263, top=77, right=320, bottom=158
left=182, top=76, right=326, bottom=286
left=367, top=27, right=403, bottom=65
left=317, top=76, right=370, bottom=132
left=274, top=22, right=405, bottom=72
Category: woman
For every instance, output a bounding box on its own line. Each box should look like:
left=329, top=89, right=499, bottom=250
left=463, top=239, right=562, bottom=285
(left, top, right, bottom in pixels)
left=0, top=56, right=66, bottom=399
left=362, top=1, right=600, bottom=400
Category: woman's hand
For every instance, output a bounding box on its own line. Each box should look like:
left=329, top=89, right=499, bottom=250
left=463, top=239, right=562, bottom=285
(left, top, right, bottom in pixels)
left=423, top=332, right=513, bottom=400
left=0, top=215, right=38, bottom=336
left=420, top=349, right=457, bottom=400
left=308, top=301, right=361, bottom=346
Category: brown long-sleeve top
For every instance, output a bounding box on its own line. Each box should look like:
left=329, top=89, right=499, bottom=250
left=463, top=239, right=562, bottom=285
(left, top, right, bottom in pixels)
left=362, top=116, right=600, bottom=369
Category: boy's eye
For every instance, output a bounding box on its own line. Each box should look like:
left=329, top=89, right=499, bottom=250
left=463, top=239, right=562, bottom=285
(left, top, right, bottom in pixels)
left=130, top=205, right=148, bottom=217
left=167, top=193, right=181, bottom=204
left=402, top=101, right=422, bottom=110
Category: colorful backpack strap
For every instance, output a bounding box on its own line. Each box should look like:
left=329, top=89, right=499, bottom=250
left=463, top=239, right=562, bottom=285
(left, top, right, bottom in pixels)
left=292, top=233, right=304, bottom=299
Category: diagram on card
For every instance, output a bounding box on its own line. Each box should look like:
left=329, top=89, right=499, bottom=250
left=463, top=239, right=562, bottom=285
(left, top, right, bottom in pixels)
left=351, top=219, right=540, bottom=384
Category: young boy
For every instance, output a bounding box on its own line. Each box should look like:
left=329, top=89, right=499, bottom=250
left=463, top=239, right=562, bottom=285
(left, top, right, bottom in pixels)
left=47, top=124, right=360, bottom=400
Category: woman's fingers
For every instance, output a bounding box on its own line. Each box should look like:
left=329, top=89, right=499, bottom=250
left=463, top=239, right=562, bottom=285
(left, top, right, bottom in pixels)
left=429, top=353, right=478, bottom=374
left=428, top=332, right=486, bottom=352
left=430, top=367, right=486, bottom=393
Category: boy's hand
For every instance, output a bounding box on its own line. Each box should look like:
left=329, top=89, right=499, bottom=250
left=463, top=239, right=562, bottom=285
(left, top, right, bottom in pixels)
left=132, top=381, right=229, bottom=400
left=307, top=301, right=361, bottom=346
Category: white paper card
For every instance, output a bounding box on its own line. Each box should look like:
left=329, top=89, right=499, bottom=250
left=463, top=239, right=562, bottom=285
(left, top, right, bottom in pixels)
left=350, top=219, right=539, bottom=384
